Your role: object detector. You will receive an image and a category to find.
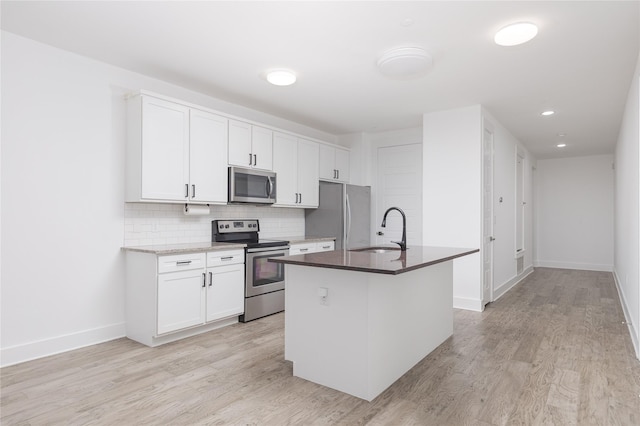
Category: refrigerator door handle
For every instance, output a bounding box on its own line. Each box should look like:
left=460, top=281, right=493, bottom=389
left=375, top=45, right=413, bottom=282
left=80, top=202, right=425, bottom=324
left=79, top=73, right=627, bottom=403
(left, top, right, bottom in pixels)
left=345, top=193, right=352, bottom=247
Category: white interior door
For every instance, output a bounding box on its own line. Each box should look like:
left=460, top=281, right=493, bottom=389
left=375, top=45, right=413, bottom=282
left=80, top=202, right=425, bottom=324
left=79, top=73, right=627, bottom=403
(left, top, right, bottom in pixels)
left=375, top=144, right=422, bottom=246
left=482, top=127, right=494, bottom=306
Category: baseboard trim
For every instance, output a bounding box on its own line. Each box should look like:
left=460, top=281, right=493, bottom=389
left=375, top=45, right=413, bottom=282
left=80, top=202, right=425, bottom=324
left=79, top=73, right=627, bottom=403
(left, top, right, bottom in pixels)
left=453, top=296, right=483, bottom=312
left=1, top=322, right=126, bottom=367
left=534, top=260, right=613, bottom=272
left=612, top=269, right=640, bottom=360
left=494, top=266, right=534, bottom=301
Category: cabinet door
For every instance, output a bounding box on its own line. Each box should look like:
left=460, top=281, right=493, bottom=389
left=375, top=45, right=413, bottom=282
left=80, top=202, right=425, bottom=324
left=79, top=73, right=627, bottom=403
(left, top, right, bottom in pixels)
left=335, top=148, right=350, bottom=183
left=273, top=132, right=298, bottom=206
left=206, top=263, right=245, bottom=322
left=141, top=96, right=189, bottom=200
left=297, top=139, right=319, bottom=207
left=189, top=109, right=228, bottom=203
left=228, top=120, right=252, bottom=167
left=251, top=126, right=273, bottom=171
left=318, top=144, right=336, bottom=180
left=157, top=269, right=205, bottom=334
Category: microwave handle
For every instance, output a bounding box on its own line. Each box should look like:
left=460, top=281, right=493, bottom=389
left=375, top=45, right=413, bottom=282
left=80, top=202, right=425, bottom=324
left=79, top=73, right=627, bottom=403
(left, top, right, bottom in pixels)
left=266, top=176, right=273, bottom=197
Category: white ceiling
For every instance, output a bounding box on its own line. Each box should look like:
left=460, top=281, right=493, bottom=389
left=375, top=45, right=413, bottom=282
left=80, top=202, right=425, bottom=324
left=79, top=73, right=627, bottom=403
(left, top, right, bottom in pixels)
left=2, top=1, right=638, bottom=159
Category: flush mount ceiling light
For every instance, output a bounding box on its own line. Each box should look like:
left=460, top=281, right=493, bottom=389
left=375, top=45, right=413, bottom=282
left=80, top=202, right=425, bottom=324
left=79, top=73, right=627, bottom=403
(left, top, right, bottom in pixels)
left=265, top=69, right=297, bottom=86
left=541, top=110, right=555, bottom=116
left=557, top=143, right=567, bottom=148
left=494, top=22, right=538, bottom=46
left=377, top=47, right=433, bottom=79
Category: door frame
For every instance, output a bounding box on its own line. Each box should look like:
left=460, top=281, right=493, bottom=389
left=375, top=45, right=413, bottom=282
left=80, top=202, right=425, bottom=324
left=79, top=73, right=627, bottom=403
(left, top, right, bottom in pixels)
left=482, top=121, right=495, bottom=307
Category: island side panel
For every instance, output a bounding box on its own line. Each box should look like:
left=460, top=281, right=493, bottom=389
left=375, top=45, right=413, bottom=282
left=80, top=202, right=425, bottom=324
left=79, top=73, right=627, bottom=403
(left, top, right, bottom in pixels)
left=366, top=261, right=454, bottom=400
left=285, top=265, right=370, bottom=400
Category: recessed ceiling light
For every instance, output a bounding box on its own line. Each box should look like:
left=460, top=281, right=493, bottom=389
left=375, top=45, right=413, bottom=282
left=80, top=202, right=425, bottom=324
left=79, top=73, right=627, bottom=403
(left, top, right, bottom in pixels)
left=541, top=110, right=555, bottom=116
left=265, top=70, right=296, bottom=86
left=557, top=143, right=567, bottom=148
left=401, top=18, right=414, bottom=27
left=494, top=22, right=538, bottom=46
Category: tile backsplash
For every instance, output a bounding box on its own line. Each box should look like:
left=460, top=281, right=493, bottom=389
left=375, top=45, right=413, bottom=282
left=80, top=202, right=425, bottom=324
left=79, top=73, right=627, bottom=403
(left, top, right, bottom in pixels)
left=124, top=203, right=305, bottom=247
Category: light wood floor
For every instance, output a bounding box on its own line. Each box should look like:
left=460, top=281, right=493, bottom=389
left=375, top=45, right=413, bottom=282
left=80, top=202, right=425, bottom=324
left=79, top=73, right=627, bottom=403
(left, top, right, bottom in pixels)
left=2, top=268, right=639, bottom=425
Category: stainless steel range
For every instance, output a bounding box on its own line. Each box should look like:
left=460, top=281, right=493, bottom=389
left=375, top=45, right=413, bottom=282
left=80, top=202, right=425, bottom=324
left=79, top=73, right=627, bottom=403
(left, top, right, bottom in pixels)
left=212, top=219, right=289, bottom=322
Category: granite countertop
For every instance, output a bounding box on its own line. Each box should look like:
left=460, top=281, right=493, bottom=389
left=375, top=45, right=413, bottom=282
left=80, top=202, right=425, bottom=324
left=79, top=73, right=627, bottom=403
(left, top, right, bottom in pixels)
left=122, top=242, right=246, bottom=255
left=269, top=246, right=479, bottom=275
left=281, top=236, right=336, bottom=244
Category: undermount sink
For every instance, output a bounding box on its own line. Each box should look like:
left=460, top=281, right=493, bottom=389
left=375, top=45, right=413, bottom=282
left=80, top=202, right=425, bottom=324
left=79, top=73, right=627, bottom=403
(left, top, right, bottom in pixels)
left=350, top=246, right=405, bottom=254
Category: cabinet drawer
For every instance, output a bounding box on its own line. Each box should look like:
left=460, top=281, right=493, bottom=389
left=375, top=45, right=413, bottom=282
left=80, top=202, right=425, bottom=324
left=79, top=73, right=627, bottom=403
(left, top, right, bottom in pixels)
left=316, top=241, right=335, bottom=252
left=158, top=253, right=206, bottom=274
left=289, top=243, right=316, bottom=255
left=207, top=250, right=244, bottom=267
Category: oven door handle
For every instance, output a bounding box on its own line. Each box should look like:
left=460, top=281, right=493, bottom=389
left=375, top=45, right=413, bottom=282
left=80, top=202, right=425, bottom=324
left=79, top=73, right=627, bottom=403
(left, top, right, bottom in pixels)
left=246, top=247, right=290, bottom=254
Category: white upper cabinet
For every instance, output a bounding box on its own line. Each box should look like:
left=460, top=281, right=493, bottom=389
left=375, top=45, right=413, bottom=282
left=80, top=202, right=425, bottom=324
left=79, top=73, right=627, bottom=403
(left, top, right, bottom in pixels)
left=273, top=132, right=298, bottom=206
left=228, top=120, right=273, bottom=171
left=189, top=109, right=228, bottom=203
left=137, top=96, right=190, bottom=201
left=251, top=126, right=274, bottom=171
left=273, top=132, right=319, bottom=208
left=319, top=144, right=350, bottom=183
left=297, top=138, right=320, bottom=207
left=127, top=94, right=228, bottom=204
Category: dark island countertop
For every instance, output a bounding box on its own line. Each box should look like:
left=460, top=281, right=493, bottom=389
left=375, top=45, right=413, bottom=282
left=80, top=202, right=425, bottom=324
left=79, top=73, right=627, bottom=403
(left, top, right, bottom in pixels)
left=269, top=246, right=479, bottom=275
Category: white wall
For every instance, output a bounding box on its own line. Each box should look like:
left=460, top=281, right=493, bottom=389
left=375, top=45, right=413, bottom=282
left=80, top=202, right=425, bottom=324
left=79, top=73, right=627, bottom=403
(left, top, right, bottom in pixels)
left=0, top=32, right=328, bottom=366
left=614, top=52, right=640, bottom=359
left=423, top=106, right=483, bottom=310
left=423, top=106, right=534, bottom=311
left=535, top=155, right=615, bottom=272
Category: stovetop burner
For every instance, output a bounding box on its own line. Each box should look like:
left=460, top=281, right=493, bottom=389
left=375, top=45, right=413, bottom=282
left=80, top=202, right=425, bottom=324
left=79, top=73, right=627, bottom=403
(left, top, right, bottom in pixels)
left=212, top=219, right=289, bottom=249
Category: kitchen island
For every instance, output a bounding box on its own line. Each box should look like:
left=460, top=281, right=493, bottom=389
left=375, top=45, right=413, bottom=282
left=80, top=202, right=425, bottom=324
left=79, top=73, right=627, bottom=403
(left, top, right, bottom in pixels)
left=270, top=246, right=478, bottom=401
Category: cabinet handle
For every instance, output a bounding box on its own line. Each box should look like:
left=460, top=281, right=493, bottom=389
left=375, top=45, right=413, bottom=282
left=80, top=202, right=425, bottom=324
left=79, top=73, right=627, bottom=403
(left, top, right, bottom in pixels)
left=337, top=170, right=340, bottom=180
left=322, top=245, right=331, bottom=249
left=295, top=193, right=299, bottom=203
left=176, top=260, right=192, bottom=265
left=249, top=153, right=253, bottom=166
left=253, top=154, right=257, bottom=166
left=300, top=248, right=309, bottom=252
left=185, top=183, right=189, bottom=198
left=202, top=273, right=206, bottom=288
left=208, top=271, right=213, bottom=287
left=221, top=256, right=234, bottom=260
left=299, top=193, right=302, bottom=204
left=192, top=184, right=196, bottom=198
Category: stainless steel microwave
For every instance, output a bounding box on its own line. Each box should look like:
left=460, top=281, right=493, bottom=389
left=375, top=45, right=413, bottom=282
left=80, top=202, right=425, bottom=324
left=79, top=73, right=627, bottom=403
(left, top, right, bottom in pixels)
left=228, top=167, right=276, bottom=204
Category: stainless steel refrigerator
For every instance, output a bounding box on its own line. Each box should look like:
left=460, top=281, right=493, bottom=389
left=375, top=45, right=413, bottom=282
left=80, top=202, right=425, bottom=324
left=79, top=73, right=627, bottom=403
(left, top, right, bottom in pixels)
left=305, top=182, right=371, bottom=250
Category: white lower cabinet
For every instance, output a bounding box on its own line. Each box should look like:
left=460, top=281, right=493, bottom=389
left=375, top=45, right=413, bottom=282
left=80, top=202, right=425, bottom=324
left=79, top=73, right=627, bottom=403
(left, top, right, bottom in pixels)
left=157, top=267, right=207, bottom=335
left=126, top=249, right=244, bottom=347
left=205, top=253, right=245, bottom=322
left=289, top=240, right=335, bottom=256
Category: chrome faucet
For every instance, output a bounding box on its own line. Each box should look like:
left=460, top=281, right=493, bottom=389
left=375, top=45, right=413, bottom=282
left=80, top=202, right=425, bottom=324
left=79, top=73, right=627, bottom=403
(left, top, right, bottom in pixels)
left=381, top=207, right=407, bottom=251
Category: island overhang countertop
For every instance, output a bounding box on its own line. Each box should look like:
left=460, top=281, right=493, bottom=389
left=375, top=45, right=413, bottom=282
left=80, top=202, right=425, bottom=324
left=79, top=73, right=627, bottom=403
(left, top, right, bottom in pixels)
left=269, top=246, right=479, bottom=275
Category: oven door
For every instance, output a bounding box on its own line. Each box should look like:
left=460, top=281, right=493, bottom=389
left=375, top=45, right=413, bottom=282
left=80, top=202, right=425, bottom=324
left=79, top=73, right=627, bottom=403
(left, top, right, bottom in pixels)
left=245, top=247, right=288, bottom=297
